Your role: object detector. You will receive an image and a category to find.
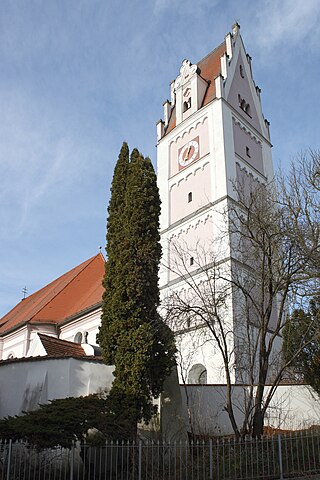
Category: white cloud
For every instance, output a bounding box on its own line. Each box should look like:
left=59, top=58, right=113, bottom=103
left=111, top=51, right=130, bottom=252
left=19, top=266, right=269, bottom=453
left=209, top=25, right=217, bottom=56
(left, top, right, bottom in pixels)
left=0, top=85, right=110, bottom=241
left=251, top=0, right=320, bottom=50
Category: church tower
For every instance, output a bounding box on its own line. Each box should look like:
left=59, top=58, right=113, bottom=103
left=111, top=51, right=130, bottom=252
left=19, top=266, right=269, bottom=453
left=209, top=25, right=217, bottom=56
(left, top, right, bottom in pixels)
left=157, top=24, right=274, bottom=385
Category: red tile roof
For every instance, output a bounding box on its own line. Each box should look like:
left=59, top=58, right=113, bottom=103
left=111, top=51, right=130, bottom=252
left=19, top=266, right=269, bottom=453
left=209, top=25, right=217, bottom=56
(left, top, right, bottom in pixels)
left=0, top=254, right=105, bottom=335
left=164, top=41, right=227, bottom=136
left=198, top=42, right=227, bottom=105
left=38, top=333, right=86, bottom=357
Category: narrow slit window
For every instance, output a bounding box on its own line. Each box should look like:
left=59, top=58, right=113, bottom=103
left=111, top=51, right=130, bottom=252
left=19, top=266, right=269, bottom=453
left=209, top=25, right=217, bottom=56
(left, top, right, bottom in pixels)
left=190, top=257, right=194, bottom=266
left=246, top=146, right=251, bottom=157
left=240, top=64, right=244, bottom=78
left=188, top=192, right=193, bottom=203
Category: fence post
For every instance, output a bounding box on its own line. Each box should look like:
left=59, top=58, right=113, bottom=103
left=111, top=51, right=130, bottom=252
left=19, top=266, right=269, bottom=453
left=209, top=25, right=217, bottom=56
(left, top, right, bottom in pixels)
left=209, top=439, right=213, bottom=480
left=138, top=440, right=142, bottom=480
left=69, top=442, right=74, bottom=480
left=277, top=434, right=284, bottom=480
left=6, top=440, right=12, bottom=480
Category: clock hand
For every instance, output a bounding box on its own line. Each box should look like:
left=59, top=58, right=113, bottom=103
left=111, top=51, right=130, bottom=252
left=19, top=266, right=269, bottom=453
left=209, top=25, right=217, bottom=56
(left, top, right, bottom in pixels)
left=184, top=145, right=192, bottom=161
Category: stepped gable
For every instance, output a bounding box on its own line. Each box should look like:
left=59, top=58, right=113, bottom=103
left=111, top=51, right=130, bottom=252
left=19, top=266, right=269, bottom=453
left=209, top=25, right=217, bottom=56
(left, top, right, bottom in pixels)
left=0, top=253, right=105, bottom=335
left=38, top=333, right=86, bottom=357
left=165, top=41, right=227, bottom=135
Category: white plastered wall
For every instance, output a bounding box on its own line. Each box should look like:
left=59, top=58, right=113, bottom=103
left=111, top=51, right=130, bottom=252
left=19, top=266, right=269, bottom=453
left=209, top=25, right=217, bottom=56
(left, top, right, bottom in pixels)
left=60, top=308, right=102, bottom=345
left=182, top=384, right=320, bottom=436
left=1, top=324, right=57, bottom=360
left=1, top=326, right=29, bottom=360
left=0, top=357, right=114, bottom=418
left=162, top=253, right=235, bottom=385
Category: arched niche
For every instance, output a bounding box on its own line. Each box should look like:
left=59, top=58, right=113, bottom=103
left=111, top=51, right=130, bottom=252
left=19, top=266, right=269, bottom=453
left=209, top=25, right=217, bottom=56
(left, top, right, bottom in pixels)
left=188, top=363, right=207, bottom=384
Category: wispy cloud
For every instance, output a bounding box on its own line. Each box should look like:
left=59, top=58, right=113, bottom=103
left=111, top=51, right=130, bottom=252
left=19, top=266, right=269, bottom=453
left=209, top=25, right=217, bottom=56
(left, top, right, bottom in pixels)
left=0, top=85, right=111, bottom=241
left=250, top=0, right=320, bottom=50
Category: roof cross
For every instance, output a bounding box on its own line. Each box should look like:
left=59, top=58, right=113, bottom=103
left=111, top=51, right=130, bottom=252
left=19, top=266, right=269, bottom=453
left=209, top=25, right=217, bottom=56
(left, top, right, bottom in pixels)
left=22, top=286, right=28, bottom=300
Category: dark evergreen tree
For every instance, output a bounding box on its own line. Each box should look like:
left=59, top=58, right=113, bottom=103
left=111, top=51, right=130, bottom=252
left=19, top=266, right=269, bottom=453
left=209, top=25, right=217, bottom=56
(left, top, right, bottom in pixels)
left=98, top=145, right=176, bottom=432
left=283, top=297, right=320, bottom=394
left=98, top=142, right=129, bottom=363
left=0, top=393, right=139, bottom=449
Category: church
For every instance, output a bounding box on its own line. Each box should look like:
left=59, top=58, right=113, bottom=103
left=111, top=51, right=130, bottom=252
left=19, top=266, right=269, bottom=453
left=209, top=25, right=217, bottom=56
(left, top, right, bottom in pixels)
left=0, top=24, right=318, bottom=434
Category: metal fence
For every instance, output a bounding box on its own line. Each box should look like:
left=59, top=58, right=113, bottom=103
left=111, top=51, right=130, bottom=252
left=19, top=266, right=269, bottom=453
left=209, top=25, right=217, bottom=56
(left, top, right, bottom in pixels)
left=1, top=431, right=320, bottom=480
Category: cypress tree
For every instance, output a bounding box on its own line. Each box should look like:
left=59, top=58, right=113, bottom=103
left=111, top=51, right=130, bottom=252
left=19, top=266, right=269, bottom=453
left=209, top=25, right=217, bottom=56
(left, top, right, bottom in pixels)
left=98, top=145, right=176, bottom=431
left=98, top=142, right=129, bottom=363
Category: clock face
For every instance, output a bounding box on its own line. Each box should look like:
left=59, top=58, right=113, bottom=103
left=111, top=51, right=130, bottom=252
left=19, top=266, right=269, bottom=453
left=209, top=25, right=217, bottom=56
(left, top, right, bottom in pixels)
left=178, top=137, right=200, bottom=168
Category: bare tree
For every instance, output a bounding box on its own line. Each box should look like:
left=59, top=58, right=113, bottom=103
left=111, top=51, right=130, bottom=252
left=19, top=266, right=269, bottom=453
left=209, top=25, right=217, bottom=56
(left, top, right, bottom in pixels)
left=277, top=150, right=319, bottom=279
left=162, top=151, right=320, bottom=438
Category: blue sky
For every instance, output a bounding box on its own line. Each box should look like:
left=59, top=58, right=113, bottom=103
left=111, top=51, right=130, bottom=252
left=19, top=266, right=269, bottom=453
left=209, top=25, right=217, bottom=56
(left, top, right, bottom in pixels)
left=1, top=0, right=319, bottom=317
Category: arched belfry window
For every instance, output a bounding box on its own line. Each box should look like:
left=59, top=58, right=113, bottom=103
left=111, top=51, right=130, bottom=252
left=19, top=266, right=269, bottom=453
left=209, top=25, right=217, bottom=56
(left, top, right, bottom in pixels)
left=74, top=332, right=83, bottom=344
left=238, top=94, right=251, bottom=116
left=183, top=97, right=191, bottom=112
left=188, top=363, right=207, bottom=384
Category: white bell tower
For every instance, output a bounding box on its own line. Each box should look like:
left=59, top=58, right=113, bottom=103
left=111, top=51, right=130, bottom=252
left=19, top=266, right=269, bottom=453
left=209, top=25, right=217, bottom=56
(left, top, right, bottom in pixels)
left=157, top=24, right=274, bottom=385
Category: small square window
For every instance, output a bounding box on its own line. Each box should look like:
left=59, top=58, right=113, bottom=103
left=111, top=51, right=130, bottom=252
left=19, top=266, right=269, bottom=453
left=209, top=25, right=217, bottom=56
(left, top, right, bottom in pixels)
left=190, top=257, right=194, bottom=266
left=188, top=192, right=193, bottom=202
left=246, top=146, right=251, bottom=158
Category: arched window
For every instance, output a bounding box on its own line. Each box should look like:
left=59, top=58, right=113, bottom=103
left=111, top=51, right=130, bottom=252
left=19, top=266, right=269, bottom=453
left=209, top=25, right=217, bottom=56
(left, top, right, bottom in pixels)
left=183, top=97, right=191, bottom=112
left=74, top=332, right=83, bottom=344
left=7, top=352, right=14, bottom=360
left=238, top=94, right=251, bottom=116
left=188, top=363, right=207, bottom=384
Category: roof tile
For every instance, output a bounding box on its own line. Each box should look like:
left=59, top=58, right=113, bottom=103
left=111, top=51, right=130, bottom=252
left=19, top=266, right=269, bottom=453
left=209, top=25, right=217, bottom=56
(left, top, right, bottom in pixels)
left=38, top=333, right=86, bottom=357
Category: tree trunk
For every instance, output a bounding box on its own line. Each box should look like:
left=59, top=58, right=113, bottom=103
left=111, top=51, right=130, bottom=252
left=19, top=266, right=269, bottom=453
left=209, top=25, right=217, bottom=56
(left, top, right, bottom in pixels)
left=252, top=408, right=264, bottom=437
